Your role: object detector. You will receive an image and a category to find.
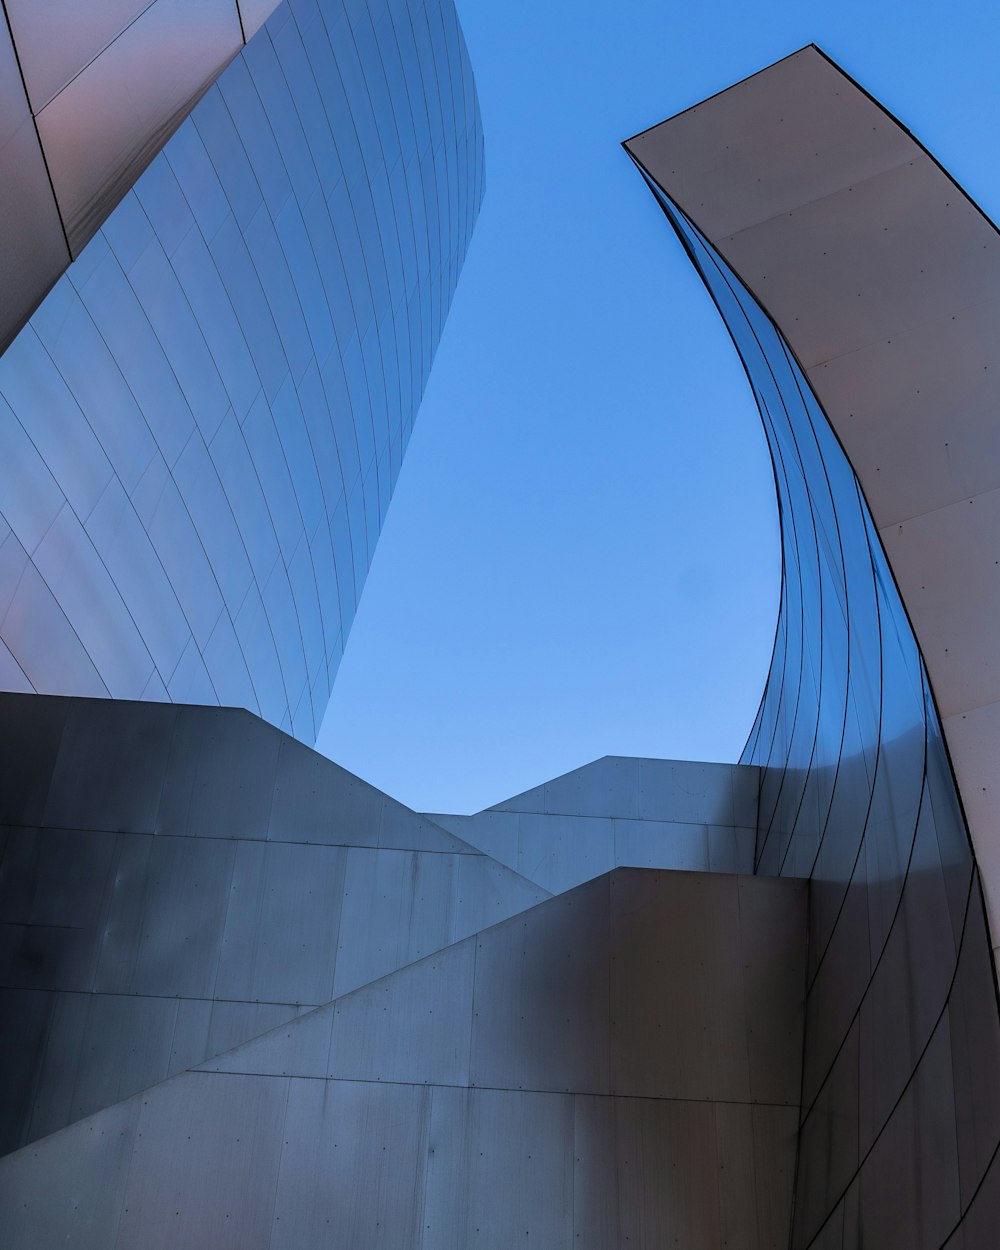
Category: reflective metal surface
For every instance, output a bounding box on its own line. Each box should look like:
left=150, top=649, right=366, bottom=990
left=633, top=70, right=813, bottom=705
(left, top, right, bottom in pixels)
left=626, top=48, right=1000, bottom=1245
left=0, top=693, right=544, bottom=1152
left=429, top=756, right=759, bottom=891
left=0, top=0, right=297, bottom=346
left=0, top=0, right=485, bottom=740
left=0, top=844, right=805, bottom=1248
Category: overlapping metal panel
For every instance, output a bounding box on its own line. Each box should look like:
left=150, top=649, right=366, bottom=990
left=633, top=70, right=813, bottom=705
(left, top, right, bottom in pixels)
left=0, top=0, right=283, bottom=351
left=428, top=755, right=759, bottom=890
left=625, top=46, right=1000, bottom=1245
left=0, top=693, right=545, bottom=1153
left=0, top=0, right=485, bottom=740
left=0, top=859, right=805, bottom=1248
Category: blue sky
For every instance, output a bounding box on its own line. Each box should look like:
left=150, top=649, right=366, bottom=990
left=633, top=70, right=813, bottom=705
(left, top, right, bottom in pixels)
left=317, top=0, right=1000, bottom=814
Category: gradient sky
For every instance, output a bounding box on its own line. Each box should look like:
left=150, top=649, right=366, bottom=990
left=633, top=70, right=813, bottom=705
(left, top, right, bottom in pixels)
left=317, top=0, right=1000, bottom=814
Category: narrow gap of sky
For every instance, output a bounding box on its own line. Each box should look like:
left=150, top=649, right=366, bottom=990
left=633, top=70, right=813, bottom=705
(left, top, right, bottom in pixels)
left=318, top=0, right=1000, bottom=814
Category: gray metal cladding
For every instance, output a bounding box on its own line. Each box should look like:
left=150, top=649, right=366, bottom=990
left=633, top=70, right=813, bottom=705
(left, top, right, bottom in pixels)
left=428, top=757, right=760, bottom=892
left=0, top=694, right=549, bottom=1151
left=626, top=51, right=1000, bottom=1244
left=0, top=0, right=485, bottom=740
left=0, top=865, right=805, bottom=1248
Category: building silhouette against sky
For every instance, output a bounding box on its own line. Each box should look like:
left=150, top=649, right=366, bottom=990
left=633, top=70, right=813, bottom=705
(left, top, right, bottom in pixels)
left=0, top=13, right=998, bottom=1250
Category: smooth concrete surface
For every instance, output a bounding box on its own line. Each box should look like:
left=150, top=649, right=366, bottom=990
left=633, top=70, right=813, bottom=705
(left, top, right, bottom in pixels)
left=0, top=868, right=806, bottom=1249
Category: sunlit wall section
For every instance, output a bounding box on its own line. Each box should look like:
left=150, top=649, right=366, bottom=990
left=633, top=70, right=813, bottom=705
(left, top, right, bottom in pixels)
left=0, top=0, right=484, bottom=742
left=643, top=183, right=1000, bottom=1246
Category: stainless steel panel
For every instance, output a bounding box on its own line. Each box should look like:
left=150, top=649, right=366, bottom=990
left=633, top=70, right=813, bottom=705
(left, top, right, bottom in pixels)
left=707, top=824, right=756, bottom=874
left=43, top=699, right=177, bottom=833
left=0, top=118, right=68, bottom=353
left=31, top=506, right=154, bottom=699
left=204, top=1001, right=334, bottom=1077
left=268, top=735, right=380, bottom=846
left=0, top=1093, right=139, bottom=1248
left=251, top=840, right=346, bottom=1004
left=22, top=989, right=88, bottom=1144
left=205, top=999, right=304, bottom=1061
left=0, top=827, right=38, bottom=923
left=237, top=0, right=284, bottom=43
left=442, top=1087, right=575, bottom=1248
left=117, top=1069, right=288, bottom=1249
left=613, top=816, right=709, bottom=872
left=516, top=812, right=614, bottom=893
left=167, top=996, right=213, bottom=1073
left=609, top=869, right=751, bottom=1101
left=333, top=846, right=454, bottom=997
left=714, top=1102, right=760, bottom=1250
left=883, top=487, right=1000, bottom=717
left=419, top=1084, right=472, bottom=1249
left=427, top=809, right=519, bottom=865
left=738, top=874, right=806, bottom=1106
left=71, top=993, right=178, bottom=1119
left=128, top=835, right=235, bottom=998
left=214, top=838, right=267, bottom=1001
left=856, top=1013, right=960, bottom=1248
left=540, top=756, right=639, bottom=817
left=628, top=48, right=914, bottom=240
left=812, top=295, right=1000, bottom=525
left=0, top=15, right=29, bottom=150
left=487, top=780, right=547, bottom=814
left=470, top=877, right=610, bottom=1095
left=158, top=706, right=280, bottom=840
left=0, top=693, right=68, bottom=824
left=637, top=757, right=735, bottom=825
left=379, top=802, right=477, bottom=854
left=572, top=1094, right=619, bottom=1250
left=271, top=1076, right=429, bottom=1250
left=0, top=561, right=110, bottom=697
left=329, top=939, right=475, bottom=1086
left=614, top=1095, right=722, bottom=1248
left=453, top=852, right=550, bottom=941
left=629, top=77, right=1000, bottom=1243
left=3, top=917, right=98, bottom=992
left=94, top=833, right=154, bottom=993
left=0, top=394, right=64, bottom=555
left=949, top=885, right=1000, bottom=1206
left=0, top=988, right=53, bottom=1155
left=36, top=0, right=243, bottom=254
left=6, top=0, right=162, bottom=113
left=751, top=1104, right=798, bottom=1250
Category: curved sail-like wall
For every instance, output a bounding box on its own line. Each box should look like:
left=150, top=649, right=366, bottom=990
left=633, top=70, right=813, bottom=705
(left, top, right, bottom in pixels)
left=627, top=47, right=1000, bottom=1247
left=0, top=0, right=484, bottom=741
left=0, top=0, right=290, bottom=355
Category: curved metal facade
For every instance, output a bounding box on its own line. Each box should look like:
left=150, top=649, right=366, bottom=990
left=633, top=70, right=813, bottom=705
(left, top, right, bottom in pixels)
left=0, top=0, right=288, bottom=356
left=0, top=0, right=483, bottom=741
left=627, top=53, right=1000, bottom=1248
